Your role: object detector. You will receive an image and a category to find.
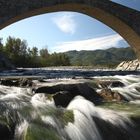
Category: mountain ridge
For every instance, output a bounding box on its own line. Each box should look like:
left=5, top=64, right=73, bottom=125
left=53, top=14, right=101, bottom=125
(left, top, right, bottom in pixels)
left=64, top=47, right=137, bottom=68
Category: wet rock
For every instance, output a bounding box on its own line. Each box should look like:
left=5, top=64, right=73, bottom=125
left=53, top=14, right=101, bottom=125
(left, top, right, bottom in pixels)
left=0, top=103, right=19, bottom=140
left=110, top=81, right=125, bottom=87
left=0, top=79, right=19, bottom=86
left=19, top=78, right=33, bottom=87
left=53, top=91, right=75, bottom=107
left=98, top=80, right=125, bottom=88
left=0, top=124, right=14, bottom=140
left=38, top=78, right=46, bottom=82
left=99, top=88, right=125, bottom=101
left=135, top=87, right=140, bottom=92
left=93, top=116, right=139, bottom=140
left=0, top=78, right=33, bottom=87
left=98, top=81, right=111, bottom=88
left=34, top=83, right=102, bottom=107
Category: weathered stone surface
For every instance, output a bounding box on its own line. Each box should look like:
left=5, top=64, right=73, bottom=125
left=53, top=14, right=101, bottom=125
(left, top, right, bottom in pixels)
left=99, top=88, right=125, bottom=101
left=98, top=80, right=125, bottom=88
left=34, top=83, right=102, bottom=107
left=93, top=116, right=139, bottom=140
left=0, top=79, right=19, bottom=86
left=116, top=59, right=140, bottom=71
left=0, top=78, right=33, bottom=87
left=19, top=78, right=33, bottom=87
left=0, top=0, right=140, bottom=58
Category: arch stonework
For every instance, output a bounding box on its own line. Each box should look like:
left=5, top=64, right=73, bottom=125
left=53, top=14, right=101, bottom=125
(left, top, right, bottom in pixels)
left=0, top=0, right=140, bottom=58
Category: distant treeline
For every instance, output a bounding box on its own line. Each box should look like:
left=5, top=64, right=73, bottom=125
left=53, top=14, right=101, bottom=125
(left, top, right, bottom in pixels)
left=0, top=36, right=137, bottom=68
left=0, top=37, right=70, bottom=67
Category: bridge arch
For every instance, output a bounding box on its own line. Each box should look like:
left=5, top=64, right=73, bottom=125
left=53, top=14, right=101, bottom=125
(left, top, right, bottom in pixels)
left=0, top=0, right=140, bottom=58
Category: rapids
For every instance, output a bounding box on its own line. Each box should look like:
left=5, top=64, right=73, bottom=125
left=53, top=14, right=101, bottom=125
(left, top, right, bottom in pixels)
left=0, top=69, right=140, bottom=140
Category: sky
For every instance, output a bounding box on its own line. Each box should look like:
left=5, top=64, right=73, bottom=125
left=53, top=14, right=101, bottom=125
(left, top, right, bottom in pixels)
left=0, top=0, right=140, bottom=53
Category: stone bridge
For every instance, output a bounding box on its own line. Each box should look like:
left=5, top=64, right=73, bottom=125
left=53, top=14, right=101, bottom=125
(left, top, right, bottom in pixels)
left=0, top=0, right=140, bottom=58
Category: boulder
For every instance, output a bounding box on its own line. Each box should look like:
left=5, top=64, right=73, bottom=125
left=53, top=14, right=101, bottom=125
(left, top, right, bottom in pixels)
left=19, top=78, right=33, bottom=87
left=110, top=81, right=125, bottom=88
left=0, top=79, right=19, bottom=86
left=0, top=78, right=33, bottom=87
left=98, top=80, right=125, bottom=88
left=0, top=123, right=14, bottom=140
left=99, top=88, right=125, bottom=101
left=34, top=83, right=102, bottom=107
left=0, top=103, right=18, bottom=140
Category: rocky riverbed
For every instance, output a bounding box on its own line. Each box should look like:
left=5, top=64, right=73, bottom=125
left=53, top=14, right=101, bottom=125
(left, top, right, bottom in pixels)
left=0, top=69, right=140, bottom=140
left=0, top=77, right=129, bottom=105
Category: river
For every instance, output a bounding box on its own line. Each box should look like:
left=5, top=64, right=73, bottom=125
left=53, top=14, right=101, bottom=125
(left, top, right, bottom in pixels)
left=0, top=68, right=140, bottom=140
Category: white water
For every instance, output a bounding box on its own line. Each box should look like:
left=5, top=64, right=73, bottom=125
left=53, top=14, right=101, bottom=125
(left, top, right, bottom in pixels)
left=95, top=75, right=140, bottom=103
left=0, top=75, right=139, bottom=140
left=110, top=75, right=140, bottom=103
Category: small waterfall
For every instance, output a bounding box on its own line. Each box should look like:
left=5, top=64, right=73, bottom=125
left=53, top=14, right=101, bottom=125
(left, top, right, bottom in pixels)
left=109, top=75, right=140, bottom=103
left=66, top=96, right=135, bottom=140
left=0, top=75, right=139, bottom=140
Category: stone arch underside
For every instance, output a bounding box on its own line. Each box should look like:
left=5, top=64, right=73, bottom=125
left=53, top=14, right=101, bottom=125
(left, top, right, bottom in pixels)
left=0, top=0, right=140, bottom=58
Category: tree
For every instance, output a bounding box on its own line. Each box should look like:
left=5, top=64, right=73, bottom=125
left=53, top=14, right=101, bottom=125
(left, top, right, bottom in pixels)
left=2, top=36, right=71, bottom=68
left=29, top=47, right=40, bottom=67
left=31, top=47, right=38, bottom=57
left=40, top=48, right=49, bottom=58
left=39, top=48, right=50, bottom=66
left=48, top=53, right=71, bottom=66
left=4, top=36, right=28, bottom=67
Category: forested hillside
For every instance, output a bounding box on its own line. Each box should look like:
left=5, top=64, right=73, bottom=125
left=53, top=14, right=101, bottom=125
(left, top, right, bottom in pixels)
left=65, top=47, right=137, bottom=68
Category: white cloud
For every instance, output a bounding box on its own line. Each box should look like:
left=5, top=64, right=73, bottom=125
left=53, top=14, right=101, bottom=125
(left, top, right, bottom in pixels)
left=52, top=12, right=77, bottom=34
left=52, top=34, right=128, bottom=53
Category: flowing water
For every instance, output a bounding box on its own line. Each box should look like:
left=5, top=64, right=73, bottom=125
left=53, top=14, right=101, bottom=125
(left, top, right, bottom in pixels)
left=0, top=68, right=140, bottom=140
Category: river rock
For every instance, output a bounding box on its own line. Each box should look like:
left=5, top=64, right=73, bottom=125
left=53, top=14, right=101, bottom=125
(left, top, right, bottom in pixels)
left=99, top=88, right=125, bottom=101
left=0, top=78, right=33, bottom=87
left=0, top=79, right=19, bottom=86
left=19, top=78, right=33, bottom=87
left=98, top=80, right=125, bottom=88
left=110, top=81, right=125, bottom=87
left=93, top=116, right=138, bottom=140
left=34, top=83, right=102, bottom=107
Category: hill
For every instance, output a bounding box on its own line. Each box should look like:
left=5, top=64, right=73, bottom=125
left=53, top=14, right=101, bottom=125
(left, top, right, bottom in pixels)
left=64, top=47, right=137, bottom=68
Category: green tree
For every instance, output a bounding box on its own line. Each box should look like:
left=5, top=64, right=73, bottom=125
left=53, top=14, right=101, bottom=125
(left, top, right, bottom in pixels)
left=29, top=47, right=40, bottom=67
left=31, top=47, right=38, bottom=57
left=2, top=36, right=71, bottom=68
left=40, top=48, right=49, bottom=58
left=4, top=36, right=28, bottom=67
left=39, top=48, right=50, bottom=66
left=48, top=53, right=70, bottom=66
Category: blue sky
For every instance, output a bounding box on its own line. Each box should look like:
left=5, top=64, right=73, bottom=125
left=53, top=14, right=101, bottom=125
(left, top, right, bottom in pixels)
left=111, top=0, right=140, bottom=11
left=0, top=0, right=140, bottom=53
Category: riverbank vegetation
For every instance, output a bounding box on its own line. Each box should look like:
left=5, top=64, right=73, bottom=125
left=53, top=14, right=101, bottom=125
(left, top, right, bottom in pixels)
left=0, top=36, right=70, bottom=68
left=0, top=36, right=136, bottom=68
